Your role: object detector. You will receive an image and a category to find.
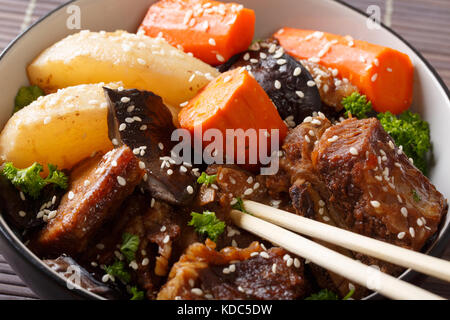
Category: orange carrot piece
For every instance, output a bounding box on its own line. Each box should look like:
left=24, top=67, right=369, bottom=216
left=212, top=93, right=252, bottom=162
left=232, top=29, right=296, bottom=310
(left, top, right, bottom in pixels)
left=274, top=28, right=414, bottom=114
left=178, top=68, right=287, bottom=169
left=139, top=0, right=255, bottom=66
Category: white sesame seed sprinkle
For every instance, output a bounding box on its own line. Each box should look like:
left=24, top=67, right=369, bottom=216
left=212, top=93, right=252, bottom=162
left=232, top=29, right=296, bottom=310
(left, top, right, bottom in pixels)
left=208, top=38, right=216, bottom=46
left=349, top=147, right=358, bottom=155
left=409, top=227, right=415, bottom=238
left=121, top=97, right=130, bottom=103
left=163, top=235, right=170, bottom=244
left=119, top=123, right=126, bottom=131
left=295, top=90, right=304, bottom=98
left=274, top=80, right=281, bottom=89
left=186, top=185, right=194, bottom=194
left=68, top=191, right=74, bottom=200
left=397, top=232, right=406, bottom=239
left=260, top=252, right=269, bottom=259
left=191, top=288, right=203, bottom=296
left=307, top=80, right=316, bottom=87
left=216, top=54, right=225, bottom=62
left=401, top=207, right=408, bottom=217
left=370, top=200, right=380, bottom=208
left=117, top=176, right=126, bottom=186
left=371, top=73, right=378, bottom=82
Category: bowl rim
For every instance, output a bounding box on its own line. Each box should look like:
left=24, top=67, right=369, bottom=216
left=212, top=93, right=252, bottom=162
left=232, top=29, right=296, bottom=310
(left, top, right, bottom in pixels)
left=0, top=0, right=448, bottom=300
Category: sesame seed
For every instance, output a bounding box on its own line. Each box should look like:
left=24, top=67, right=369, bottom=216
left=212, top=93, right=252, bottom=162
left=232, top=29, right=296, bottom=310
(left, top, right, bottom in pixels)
left=137, top=58, right=146, bottom=65
left=140, top=125, right=147, bottom=131
left=307, top=80, right=316, bottom=87
left=186, top=185, right=194, bottom=194
left=18, top=210, right=26, bottom=217
left=260, top=252, right=269, bottom=259
left=223, top=75, right=232, bottom=83
left=286, top=257, right=293, bottom=267
left=191, top=288, right=203, bottom=296
left=295, top=90, right=304, bottom=98
left=311, top=119, right=321, bottom=125
left=328, top=135, right=338, bottom=142
left=142, top=258, right=149, bottom=266
left=229, top=264, right=236, bottom=272
left=417, top=218, right=423, bottom=227
left=163, top=235, right=170, bottom=244
left=119, top=123, right=126, bottom=131
left=323, top=216, right=330, bottom=222
left=397, top=232, right=406, bottom=239
left=216, top=54, right=225, bottom=62
left=250, top=58, right=258, bottom=64
left=167, top=169, right=173, bottom=175
left=304, top=135, right=311, bottom=143
left=121, top=97, right=130, bottom=103
left=150, top=198, right=155, bottom=208
left=370, top=200, right=380, bottom=208
left=117, top=176, right=126, bottom=186
left=160, top=226, right=166, bottom=232
left=68, top=191, right=74, bottom=200
left=51, top=195, right=56, bottom=204
left=409, top=227, right=415, bottom=238
left=268, top=44, right=277, bottom=53
left=244, top=188, right=253, bottom=196
left=102, top=274, right=110, bottom=283
left=277, top=58, right=287, bottom=65
left=374, top=58, right=379, bottom=66
left=272, top=263, right=277, bottom=273
left=274, top=80, right=281, bottom=89
left=208, top=38, right=216, bottom=46
left=349, top=147, right=358, bottom=155
left=401, top=207, right=408, bottom=217
left=222, top=267, right=230, bottom=274
left=243, top=53, right=250, bottom=61
left=294, top=258, right=301, bottom=268
left=371, top=73, right=378, bottom=82
left=387, top=67, right=393, bottom=72
left=260, top=52, right=267, bottom=59
left=20, top=191, right=26, bottom=201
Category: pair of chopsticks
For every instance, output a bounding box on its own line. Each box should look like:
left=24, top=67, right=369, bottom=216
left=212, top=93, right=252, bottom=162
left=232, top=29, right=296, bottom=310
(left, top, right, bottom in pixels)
left=230, top=200, right=450, bottom=300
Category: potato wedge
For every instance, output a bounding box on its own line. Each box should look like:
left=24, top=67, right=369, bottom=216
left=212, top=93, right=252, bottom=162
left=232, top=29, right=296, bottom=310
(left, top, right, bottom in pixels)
left=0, top=82, right=121, bottom=171
left=27, top=30, right=220, bottom=107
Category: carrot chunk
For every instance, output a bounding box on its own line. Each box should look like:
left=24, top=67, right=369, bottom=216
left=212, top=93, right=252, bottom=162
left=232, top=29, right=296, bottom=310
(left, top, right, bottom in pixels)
left=274, top=28, right=414, bottom=114
left=139, top=0, right=255, bottom=66
left=178, top=68, right=287, bottom=169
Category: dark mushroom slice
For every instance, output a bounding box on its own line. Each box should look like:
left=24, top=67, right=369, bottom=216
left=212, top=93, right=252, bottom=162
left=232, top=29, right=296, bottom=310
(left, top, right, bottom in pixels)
left=44, top=255, right=122, bottom=299
left=104, top=88, right=198, bottom=205
left=0, top=174, right=64, bottom=232
left=219, top=39, right=322, bottom=126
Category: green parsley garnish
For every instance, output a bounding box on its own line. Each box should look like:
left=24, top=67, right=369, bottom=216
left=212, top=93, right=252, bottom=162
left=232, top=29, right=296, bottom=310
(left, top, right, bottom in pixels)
left=378, top=111, right=431, bottom=174
left=342, top=92, right=373, bottom=119
left=188, top=211, right=226, bottom=242
left=2, top=162, right=68, bottom=199
left=411, top=189, right=421, bottom=202
left=130, top=286, right=144, bottom=300
left=14, top=85, right=45, bottom=113
left=197, top=172, right=217, bottom=186
left=305, top=289, right=339, bottom=300
left=120, top=233, right=140, bottom=262
left=231, top=197, right=247, bottom=213
left=105, top=261, right=131, bottom=284
left=305, top=288, right=354, bottom=300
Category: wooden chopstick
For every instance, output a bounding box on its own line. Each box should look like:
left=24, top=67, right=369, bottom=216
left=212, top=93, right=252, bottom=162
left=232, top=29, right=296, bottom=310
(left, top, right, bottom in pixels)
left=230, top=209, right=444, bottom=300
left=242, top=200, right=450, bottom=283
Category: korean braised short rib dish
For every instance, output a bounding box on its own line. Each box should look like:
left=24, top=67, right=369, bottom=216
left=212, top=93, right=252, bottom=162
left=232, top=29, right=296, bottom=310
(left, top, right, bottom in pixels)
left=0, top=0, right=447, bottom=300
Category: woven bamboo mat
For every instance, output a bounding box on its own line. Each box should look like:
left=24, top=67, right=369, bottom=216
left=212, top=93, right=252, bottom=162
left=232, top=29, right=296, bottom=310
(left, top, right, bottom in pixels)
left=0, top=0, right=449, bottom=300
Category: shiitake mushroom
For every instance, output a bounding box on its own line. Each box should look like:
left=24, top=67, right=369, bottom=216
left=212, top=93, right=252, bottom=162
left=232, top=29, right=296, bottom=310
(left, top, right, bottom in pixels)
left=219, top=39, right=323, bottom=126
left=104, top=88, right=198, bottom=206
